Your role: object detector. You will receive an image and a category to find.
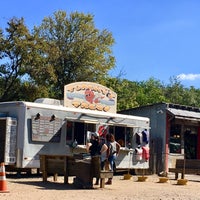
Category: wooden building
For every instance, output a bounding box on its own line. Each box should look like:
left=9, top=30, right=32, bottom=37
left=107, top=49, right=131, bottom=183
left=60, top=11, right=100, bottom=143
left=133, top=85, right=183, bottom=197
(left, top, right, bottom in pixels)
left=120, top=102, right=200, bottom=174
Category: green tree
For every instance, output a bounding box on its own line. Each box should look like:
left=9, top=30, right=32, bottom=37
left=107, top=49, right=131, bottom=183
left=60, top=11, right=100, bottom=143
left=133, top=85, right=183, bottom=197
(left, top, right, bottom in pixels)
left=164, top=76, right=185, bottom=104
left=0, top=17, right=55, bottom=101
left=2, top=13, right=200, bottom=111
left=34, top=11, right=115, bottom=99
left=175, top=86, right=200, bottom=108
left=135, top=77, right=166, bottom=106
left=103, top=77, right=138, bottom=111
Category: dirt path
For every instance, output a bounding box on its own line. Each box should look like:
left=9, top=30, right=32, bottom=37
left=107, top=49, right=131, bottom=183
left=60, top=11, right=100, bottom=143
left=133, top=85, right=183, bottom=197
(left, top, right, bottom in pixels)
left=1, top=174, right=200, bottom=200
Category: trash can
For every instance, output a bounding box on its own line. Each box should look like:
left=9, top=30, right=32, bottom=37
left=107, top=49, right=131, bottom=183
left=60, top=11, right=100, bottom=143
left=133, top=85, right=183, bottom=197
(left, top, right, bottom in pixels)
left=72, top=155, right=101, bottom=189
left=73, top=158, right=93, bottom=189
left=91, top=156, right=100, bottom=178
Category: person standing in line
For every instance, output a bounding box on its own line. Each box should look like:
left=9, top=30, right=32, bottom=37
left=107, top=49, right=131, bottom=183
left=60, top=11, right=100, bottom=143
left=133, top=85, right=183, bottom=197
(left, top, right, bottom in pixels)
left=94, top=137, right=108, bottom=185
left=88, top=133, right=109, bottom=185
left=106, top=133, right=121, bottom=185
left=87, top=133, right=101, bottom=185
left=99, top=137, right=108, bottom=170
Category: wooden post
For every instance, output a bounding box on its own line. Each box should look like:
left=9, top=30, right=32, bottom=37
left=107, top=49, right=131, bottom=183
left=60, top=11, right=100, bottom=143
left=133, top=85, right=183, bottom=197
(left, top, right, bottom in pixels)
left=182, top=154, right=185, bottom=179
left=53, top=173, right=58, bottom=181
left=40, top=155, right=47, bottom=182
left=100, top=178, right=105, bottom=188
left=100, top=171, right=113, bottom=188
left=64, top=156, right=68, bottom=184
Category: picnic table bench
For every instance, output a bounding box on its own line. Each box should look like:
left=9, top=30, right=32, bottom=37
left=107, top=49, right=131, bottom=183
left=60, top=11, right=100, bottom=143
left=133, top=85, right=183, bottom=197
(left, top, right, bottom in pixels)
left=169, top=159, right=200, bottom=179
left=39, top=154, right=113, bottom=188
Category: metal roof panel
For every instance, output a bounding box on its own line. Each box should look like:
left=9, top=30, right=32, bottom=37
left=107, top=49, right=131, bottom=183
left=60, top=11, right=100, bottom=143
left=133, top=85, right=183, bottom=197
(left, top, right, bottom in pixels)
left=167, top=108, right=200, bottom=120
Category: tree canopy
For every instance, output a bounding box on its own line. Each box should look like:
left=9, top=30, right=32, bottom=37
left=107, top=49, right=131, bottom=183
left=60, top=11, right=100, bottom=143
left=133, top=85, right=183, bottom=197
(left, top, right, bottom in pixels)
left=0, top=11, right=115, bottom=101
left=0, top=17, right=55, bottom=101
left=34, top=11, right=115, bottom=99
left=1, top=11, right=200, bottom=111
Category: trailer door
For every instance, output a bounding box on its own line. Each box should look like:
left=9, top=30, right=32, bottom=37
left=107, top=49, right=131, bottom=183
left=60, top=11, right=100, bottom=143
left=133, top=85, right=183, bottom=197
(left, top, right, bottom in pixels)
left=0, top=117, right=17, bottom=164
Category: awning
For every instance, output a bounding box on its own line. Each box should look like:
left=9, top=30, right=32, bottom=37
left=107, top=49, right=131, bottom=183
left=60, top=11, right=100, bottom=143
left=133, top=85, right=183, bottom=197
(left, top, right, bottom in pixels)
left=63, top=106, right=150, bottom=128
left=28, top=100, right=150, bottom=129
left=167, top=108, right=200, bottom=121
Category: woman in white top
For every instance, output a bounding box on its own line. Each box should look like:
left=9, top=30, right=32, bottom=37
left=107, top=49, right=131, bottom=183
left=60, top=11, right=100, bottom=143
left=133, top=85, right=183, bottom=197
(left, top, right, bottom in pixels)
left=106, top=133, right=121, bottom=184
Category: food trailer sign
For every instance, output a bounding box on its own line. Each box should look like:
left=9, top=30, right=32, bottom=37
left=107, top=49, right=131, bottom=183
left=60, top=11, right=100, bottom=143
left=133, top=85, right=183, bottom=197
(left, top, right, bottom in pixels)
left=64, top=82, right=117, bottom=113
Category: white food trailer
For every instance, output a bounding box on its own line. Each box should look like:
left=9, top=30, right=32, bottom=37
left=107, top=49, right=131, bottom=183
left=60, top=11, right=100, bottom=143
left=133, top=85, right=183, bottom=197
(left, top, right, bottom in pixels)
left=0, top=82, right=150, bottom=171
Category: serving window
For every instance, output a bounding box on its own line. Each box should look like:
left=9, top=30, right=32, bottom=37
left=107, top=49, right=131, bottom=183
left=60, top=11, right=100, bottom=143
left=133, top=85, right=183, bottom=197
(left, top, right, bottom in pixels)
left=112, top=126, right=133, bottom=148
left=66, top=121, right=96, bottom=145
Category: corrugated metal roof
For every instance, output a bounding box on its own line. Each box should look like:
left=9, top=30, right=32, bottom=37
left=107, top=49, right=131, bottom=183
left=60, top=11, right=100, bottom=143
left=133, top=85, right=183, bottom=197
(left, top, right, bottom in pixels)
left=167, top=108, right=200, bottom=121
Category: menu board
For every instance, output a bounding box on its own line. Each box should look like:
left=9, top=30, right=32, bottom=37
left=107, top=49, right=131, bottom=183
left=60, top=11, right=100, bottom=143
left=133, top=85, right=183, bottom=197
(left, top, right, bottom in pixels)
left=31, top=116, right=63, bottom=142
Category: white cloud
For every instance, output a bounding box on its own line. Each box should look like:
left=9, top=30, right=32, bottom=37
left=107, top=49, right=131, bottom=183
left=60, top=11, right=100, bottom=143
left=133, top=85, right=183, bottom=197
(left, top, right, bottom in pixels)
left=177, top=73, right=200, bottom=81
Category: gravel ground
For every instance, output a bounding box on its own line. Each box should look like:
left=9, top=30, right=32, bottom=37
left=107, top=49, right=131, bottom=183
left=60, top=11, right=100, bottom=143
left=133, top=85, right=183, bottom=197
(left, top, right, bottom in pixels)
left=1, top=173, right=200, bottom=200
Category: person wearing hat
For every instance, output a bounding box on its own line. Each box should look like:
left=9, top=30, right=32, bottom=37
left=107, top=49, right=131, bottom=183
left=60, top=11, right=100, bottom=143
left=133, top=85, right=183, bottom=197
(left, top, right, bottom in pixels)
left=89, top=133, right=101, bottom=157
left=88, top=133, right=109, bottom=185
left=87, top=133, right=102, bottom=185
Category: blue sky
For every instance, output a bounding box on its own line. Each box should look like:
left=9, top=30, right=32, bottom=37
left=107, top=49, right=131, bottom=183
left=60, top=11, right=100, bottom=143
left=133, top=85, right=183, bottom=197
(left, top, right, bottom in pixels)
left=1, top=0, right=200, bottom=88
